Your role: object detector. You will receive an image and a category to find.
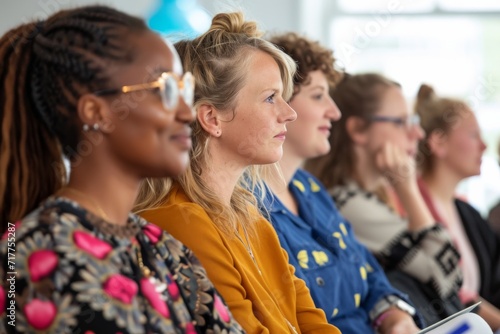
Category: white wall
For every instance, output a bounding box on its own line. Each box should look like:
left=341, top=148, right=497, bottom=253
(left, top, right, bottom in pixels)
left=197, top=0, right=299, bottom=34
left=1, top=0, right=159, bottom=34
left=1, top=0, right=303, bottom=36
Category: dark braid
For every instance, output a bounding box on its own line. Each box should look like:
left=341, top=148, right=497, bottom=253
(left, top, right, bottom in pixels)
left=0, top=6, right=148, bottom=232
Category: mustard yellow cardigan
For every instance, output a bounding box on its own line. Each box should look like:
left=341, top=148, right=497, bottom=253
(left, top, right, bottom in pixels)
left=141, top=184, right=340, bottom=334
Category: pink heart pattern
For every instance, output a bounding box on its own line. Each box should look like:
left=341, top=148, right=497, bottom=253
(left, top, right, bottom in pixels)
left=73, top=231, right=113, bottom=259
left=24, top=299, right=57, bottom=330
left=28, top=250, right=58, bottom=282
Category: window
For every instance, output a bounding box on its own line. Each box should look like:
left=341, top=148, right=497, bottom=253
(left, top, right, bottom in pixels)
left=325, top=0, right=500, bottom=215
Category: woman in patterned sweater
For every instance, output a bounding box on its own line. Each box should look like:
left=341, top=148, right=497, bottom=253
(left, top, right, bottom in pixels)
left=306, top=73, right=464, bottom=326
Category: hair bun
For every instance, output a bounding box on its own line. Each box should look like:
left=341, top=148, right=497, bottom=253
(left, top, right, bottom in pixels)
left=210, top=12, right=262, bottom=38
left=417, top=84, right=435, bottom=102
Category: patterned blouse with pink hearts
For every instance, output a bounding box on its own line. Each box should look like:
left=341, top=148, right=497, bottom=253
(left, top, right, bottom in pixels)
left=0, top=197, right=245, bottom=334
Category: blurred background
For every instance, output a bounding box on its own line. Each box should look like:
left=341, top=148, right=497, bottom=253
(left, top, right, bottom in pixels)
left=2, top=0, right=500, bottom=216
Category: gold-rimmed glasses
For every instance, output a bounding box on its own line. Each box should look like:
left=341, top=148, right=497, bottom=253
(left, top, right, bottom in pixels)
left=93, top=72, right=195, bottom=112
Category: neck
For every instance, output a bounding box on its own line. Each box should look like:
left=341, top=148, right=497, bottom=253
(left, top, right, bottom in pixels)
left=62, top=156, right=141, bottom=226
left=264, top=152, right=302, bottom=213
left=278, top=152, right=303, bottom=184
left=354, top=148, right=383, bottom=191
left=200, top=149, right=245, bottom=206
left=265, top=152, right=300, bottom=193
left=422, top=163, right=461, bottom=203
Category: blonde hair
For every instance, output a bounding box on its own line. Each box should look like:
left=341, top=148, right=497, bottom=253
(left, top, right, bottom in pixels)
left=135, top=12, right=296, bottom=236
left=415, top=84, right=471, bottom=177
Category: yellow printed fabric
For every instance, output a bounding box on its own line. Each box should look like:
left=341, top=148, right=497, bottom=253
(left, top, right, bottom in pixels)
left=263, top=169, right=414, bottom=333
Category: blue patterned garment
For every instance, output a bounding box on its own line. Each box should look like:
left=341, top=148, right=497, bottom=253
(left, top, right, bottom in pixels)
left=261, top=169, right=421, bottom=334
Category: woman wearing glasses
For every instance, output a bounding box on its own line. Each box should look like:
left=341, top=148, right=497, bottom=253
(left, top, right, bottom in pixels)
left=136, top=12, right=340, bottom=334
left=306, top=73, right=464, bottom=325
left=416, top=84, right=500, bottom=330
left=0, top=6, right=243, bottom=333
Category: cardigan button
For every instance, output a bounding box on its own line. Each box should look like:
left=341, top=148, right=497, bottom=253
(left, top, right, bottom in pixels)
left=316, top=277, right=325, bottom=286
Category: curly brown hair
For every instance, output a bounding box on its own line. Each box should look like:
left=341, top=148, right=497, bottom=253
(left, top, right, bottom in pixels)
left=268, top=32, right=342, bottom=99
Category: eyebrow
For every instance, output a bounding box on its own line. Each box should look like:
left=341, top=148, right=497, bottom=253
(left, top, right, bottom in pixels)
left=305, top=84, right=326, bottom=91
left=260, top=87, right=280, bottom=95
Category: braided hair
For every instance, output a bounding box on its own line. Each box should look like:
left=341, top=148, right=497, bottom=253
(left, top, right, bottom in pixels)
left=0, top=6, right=148, bottom=232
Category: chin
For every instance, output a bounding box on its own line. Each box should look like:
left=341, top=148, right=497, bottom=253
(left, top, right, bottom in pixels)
left=146, top=158, right=190, bottom=178
left=317, top=145, right=331, bottom=157
left=251, top=152, right=283, bottom=165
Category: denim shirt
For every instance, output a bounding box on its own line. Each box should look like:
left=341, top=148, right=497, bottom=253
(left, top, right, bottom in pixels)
left=261, top=169, right=419, bottom=334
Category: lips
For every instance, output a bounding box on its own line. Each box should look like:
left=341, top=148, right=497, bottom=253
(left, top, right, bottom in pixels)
left=172, top=127, right=191, bottom=139
left=318, top=126, right=331, bottom=134
left=171, top=128, right=192, bottom=148
left=274, top=131, right=287, bottom=140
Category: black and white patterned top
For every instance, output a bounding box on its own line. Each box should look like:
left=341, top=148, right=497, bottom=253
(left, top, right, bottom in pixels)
left=331, top=181, right=462, bottom=300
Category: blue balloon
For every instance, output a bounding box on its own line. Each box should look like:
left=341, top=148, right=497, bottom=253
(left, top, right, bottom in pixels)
left=147, top=0, right=209, bottom=38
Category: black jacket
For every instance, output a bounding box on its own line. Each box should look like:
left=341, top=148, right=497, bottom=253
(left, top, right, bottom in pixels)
left=457, top=199, right=500, bottom=307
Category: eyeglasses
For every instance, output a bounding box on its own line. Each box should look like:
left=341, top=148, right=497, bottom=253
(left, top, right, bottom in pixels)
left=93, top=72, right=195, bottom=111
left=369, top=114, right=421, bottom=130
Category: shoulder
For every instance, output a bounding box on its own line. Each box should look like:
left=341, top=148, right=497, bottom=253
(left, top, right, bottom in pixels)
left=139, top=187, right=227, bottom=250
left=330, top=181, right=363, bottom=207
left=455, top=198, right=491, bottom=228
left=2, top=198, right=88, bottom=249
left=455, top=198, right=482, bottom=217
left=291, top=170, right=331, bottom=205
left=455, top=198, right=497, bottom=237
left=141, top=186, right=212, bottom=228
left=293, top=169, right=324, bottom=192
left=331, top=182, right=383, bottom=211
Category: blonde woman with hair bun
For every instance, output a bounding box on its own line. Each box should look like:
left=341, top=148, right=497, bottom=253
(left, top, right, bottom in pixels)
left=416, top=83, right=500, bottom=331
left=136, top=12, right=340, bottom=334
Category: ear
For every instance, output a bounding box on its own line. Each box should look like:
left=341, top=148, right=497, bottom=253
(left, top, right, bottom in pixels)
left=427, top=129, right=448, bottom=158
left=346, top=116, right=369, bottom=145
left=77, top=94, right=113, bottom=133
left=197, top=103, right=222, bottom=137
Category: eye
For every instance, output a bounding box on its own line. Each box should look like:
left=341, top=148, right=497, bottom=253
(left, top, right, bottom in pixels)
left=394, top=119, right=406, bottom=127
left=265, top=93, right=276, bottom=104
left=312, top=94, right=322, bottom=100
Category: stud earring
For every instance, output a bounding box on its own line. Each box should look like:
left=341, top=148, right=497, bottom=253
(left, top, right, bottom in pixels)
left=82, top=124, right=90, bottom=131
left=92, top=123, right=100, bottom=131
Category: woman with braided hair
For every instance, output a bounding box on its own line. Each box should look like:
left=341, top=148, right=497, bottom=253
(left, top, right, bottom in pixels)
left=136, top=11, right=340, bottom=334
left=0, top=5, right=244, bottom=333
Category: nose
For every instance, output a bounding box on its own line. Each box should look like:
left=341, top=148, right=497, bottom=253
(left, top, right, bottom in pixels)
left=327, top=97, right=342, bottom=122
left=480, top=137, right=487, bottom=152
left=175, top=96, right=195, bottom=123
left=279, top=100, right=297, bottom=123
left=410, top=123, right=425, bottom=140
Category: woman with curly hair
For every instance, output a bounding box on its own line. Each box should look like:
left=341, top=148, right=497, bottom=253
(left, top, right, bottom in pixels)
left=262, top=33, right=421, bottom=334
